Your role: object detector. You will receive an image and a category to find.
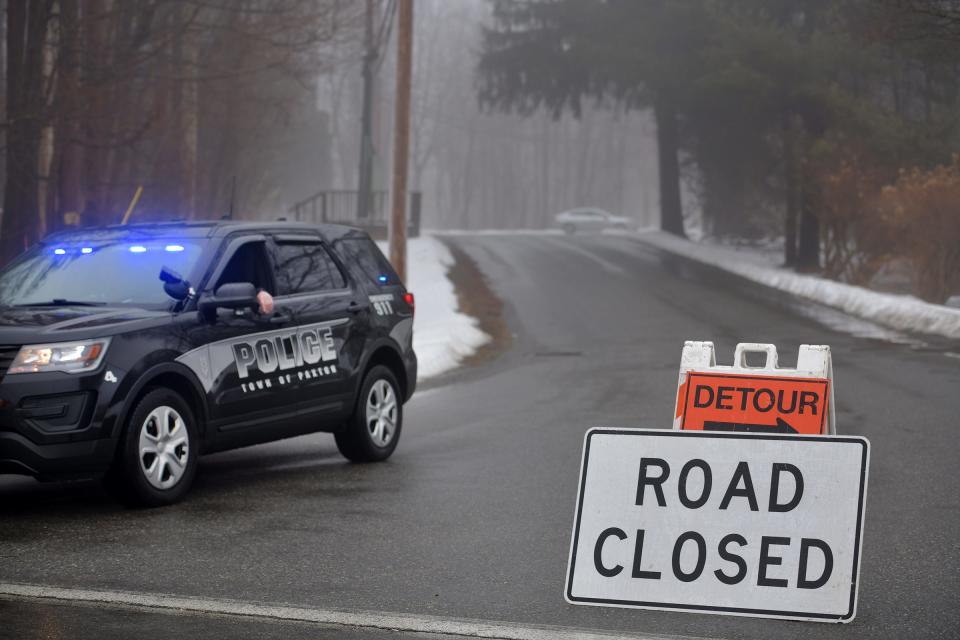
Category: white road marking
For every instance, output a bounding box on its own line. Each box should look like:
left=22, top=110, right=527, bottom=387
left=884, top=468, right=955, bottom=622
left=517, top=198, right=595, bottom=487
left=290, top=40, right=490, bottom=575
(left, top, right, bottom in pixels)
left=0, top=583, right=708, bottom=640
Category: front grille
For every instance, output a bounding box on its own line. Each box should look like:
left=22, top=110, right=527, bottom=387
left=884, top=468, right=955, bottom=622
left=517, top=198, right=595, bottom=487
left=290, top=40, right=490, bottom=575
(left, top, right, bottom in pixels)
left=0, top=344, right=21, bottom=381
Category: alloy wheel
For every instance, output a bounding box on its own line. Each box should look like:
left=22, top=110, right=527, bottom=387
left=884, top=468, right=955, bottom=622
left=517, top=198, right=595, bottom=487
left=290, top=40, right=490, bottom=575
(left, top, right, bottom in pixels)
left=365, top=379, right=398, bottom=447
left=138, top=405, right=190, bottom=490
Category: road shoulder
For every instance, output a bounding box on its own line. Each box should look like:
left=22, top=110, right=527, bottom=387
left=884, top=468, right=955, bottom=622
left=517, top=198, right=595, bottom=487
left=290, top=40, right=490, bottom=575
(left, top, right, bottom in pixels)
left=441, top=237, right=512, bottom=368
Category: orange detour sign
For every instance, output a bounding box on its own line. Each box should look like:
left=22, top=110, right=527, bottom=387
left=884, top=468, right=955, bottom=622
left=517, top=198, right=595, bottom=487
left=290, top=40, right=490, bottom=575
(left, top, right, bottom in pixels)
left=674, top=342, right=836, bottom=436
left=679, top=372, right=829, bottom=434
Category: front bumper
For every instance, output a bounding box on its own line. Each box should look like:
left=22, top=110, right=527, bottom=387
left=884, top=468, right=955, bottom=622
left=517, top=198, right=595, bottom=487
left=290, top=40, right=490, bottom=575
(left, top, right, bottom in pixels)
left=0, top=369, right=120, bottom=479
left=0, top=430, right=116, bottom=478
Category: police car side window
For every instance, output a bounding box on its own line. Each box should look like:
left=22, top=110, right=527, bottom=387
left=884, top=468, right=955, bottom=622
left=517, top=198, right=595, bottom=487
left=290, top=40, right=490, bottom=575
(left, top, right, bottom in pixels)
left=216, top=242, right=272, bottom=292
left=335, top=237, right=399, bottom=286
left=274, top=242, right=346, bottom=296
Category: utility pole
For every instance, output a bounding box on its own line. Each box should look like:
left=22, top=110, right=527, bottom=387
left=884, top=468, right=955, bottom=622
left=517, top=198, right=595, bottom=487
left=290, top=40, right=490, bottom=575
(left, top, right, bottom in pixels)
left=389, top=0, right=413, bottom=280
left=356, top=0, right=376, bottom=223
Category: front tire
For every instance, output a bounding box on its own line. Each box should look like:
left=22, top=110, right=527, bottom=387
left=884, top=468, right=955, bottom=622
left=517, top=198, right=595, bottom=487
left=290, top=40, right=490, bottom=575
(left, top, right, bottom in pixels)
left=336, top=365, right=402, bottom=462
left=106, top=388, right=199, bottom=507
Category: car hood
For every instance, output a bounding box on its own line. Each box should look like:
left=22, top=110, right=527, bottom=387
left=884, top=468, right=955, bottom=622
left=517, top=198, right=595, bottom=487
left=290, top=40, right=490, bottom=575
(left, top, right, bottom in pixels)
left=0, top=306, right=172, bottom=343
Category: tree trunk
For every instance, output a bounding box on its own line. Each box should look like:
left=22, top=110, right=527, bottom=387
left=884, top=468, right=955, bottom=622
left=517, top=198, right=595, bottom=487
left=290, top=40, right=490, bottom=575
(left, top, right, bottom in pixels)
left=56, top=0, right=83, bottom=232
left=82, top=0, right=109, bottom=225
left=175, top=4, right=198, bottom=220
left=36, top=122, right=54, bottom=238
left=575, top=112, right=592, bottom=205
left=458, top=117, right=478, bottom=227
left=538, top=112, right=550, bottom=222
left=612, top=113, right=627, bottom=217
left=796, top=171, right=821, bottom=272
left=782, top=114, right=801, bottom=267
left=1, top=0, right=49, bottom=264
left=653, top=93, right=686, bottom=237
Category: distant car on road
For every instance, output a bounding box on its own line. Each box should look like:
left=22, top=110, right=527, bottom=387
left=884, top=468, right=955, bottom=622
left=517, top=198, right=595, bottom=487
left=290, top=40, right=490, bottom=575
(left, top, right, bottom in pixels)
left=0, top=220, right=416, bottom=506
left=555, top=208, right=633, bottom=234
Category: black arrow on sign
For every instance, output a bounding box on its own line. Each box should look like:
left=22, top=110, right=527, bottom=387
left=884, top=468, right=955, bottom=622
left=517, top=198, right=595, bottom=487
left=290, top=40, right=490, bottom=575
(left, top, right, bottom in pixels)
left=703, top=418, right=799, bottom=434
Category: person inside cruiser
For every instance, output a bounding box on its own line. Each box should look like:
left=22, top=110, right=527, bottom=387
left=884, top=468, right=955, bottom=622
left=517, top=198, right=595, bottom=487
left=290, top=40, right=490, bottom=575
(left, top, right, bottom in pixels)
left=215, top=241, right=274, bottom=315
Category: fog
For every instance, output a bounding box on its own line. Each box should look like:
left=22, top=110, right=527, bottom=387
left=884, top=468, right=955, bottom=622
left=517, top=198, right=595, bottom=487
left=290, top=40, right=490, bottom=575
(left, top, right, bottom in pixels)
left=317, top=0, right=661, bottom=231
left=1, top=0, right=957, bottom=300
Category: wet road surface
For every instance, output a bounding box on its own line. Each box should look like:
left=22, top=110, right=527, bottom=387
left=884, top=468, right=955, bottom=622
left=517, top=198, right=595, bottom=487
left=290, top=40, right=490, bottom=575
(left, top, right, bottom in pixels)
left=2, top=233, right=958, bottom=639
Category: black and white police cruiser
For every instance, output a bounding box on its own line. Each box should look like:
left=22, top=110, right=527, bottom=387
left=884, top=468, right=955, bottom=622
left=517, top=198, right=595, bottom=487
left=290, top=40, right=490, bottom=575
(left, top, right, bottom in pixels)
left=0, top=221, right=416, bottom=506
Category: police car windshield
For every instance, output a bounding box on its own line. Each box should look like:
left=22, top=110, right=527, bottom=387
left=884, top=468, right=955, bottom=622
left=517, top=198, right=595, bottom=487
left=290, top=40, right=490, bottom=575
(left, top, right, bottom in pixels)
left=0, top=240, right=206, bottom=308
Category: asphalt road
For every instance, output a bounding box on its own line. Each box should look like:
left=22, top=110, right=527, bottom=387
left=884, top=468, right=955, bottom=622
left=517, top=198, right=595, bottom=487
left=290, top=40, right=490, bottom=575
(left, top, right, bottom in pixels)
left=2, top=233, right=958, bottom=639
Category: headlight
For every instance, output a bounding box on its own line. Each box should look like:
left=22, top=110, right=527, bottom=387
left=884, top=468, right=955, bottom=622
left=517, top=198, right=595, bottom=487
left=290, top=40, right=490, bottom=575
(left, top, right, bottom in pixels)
left=7, top=339, right=110, bottom=374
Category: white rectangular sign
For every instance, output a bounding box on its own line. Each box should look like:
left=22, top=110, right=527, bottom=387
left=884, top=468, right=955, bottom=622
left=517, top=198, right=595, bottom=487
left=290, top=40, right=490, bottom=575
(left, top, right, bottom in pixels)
left=565, top=429, right=869, bottom=622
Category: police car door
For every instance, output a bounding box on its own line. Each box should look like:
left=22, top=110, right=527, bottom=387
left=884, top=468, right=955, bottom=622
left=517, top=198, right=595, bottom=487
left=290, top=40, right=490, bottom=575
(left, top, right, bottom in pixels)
left=180, top=235, right=301, bottom=435
left=269, top=234, right=360, bottom=425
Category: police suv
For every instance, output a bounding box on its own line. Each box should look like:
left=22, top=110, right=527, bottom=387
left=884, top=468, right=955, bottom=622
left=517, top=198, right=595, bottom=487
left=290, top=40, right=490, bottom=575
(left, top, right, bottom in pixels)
left=0, top=221, right=416, bottom=506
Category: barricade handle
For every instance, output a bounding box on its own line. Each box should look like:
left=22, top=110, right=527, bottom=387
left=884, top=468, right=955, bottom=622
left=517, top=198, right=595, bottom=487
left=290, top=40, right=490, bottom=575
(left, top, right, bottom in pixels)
left=733, top=343, right=778, bottom=370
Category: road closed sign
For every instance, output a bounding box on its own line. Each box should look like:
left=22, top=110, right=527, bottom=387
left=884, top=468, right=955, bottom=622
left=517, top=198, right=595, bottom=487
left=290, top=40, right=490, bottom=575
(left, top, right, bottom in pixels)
left=679, top=373, right=830, bottom=435
left=566, top=429, right=869, bottom=622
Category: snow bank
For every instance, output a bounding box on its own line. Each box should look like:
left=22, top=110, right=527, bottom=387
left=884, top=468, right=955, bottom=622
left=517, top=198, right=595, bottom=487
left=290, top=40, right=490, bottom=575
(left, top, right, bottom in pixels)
left=632, top=230, right=960, bottom=340
left=379, top=237, right=490, bottom=380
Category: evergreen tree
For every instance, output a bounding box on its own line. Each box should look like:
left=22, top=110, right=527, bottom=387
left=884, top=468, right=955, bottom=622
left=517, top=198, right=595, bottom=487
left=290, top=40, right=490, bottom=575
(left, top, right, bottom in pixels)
left=478, top=0, right=713, bottom=238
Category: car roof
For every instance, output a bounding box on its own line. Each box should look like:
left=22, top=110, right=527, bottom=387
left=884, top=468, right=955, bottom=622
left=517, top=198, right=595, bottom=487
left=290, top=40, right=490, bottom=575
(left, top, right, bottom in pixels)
left=41, top=219, right=362, bottom=245
left=563, top=207, right=610, bottom=215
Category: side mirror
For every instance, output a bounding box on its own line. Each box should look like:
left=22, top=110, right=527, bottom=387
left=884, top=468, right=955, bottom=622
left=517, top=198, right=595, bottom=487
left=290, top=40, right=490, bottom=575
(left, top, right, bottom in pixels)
left=198, top=282, right=258, bottom=317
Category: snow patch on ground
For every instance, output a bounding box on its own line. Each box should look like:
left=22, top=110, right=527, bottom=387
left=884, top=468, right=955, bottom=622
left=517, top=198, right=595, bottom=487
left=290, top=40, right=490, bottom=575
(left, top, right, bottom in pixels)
left=379, top=236, right=490, bottom=380
left=631, top=229, right=960, bottom=340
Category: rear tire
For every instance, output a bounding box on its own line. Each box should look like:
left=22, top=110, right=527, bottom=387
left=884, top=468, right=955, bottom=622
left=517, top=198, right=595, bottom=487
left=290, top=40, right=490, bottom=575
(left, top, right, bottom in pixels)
left=336, top=365, right=402, bottom=463
left=562, top=223, right=576, bottom=234
left=105, top=388, right=199, bottom=507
